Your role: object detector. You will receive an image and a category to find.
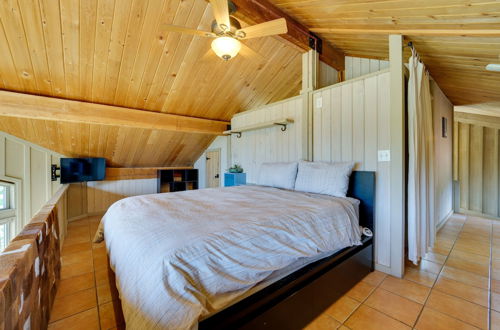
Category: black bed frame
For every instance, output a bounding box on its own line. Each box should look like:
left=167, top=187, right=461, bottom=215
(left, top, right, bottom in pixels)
left=199, top=171, right=376, bottom=330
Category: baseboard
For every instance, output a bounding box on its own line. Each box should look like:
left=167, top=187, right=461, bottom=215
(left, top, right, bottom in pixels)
left=458, top=208, right=500, bottom=221
left=436, top=210, right=454, bottom=232
left=374, top=263, right=394, bottom=277
left=67, top=211, right=106, bottom=222
left=87, top=211, right=106, bottom=217
left=67, top=214, right=89, bottom=222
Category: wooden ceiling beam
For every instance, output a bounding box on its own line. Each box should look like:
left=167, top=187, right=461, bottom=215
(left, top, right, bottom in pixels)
left=0, top=90, right=229, bottom=135
left=311, top=28, right=500, bottom=37
left=230, top=0, right=345, bottom=71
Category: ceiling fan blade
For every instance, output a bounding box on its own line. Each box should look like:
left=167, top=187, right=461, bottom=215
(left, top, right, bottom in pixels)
left=209, top=0, right=230, bottom=30
left=237, top=18, right=288, bottom=39
left=161, top=24, right=216, bottom=38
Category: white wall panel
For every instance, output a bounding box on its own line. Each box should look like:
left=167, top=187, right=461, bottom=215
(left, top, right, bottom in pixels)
left=345, top=56, right=389, bottom=81
left=231, top=96, right=306, bottom=183
left=312, top=69, right=392, bottom=268
left=87, top=178, right=157, bottom=214
left=0, top=131, right=64, bottom=235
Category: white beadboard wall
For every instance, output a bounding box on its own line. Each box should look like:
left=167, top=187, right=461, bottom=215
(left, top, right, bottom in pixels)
left=312, top=69, right=392, bottom=269
left=318, top=61, right=339, bottom=88
left=231, top=96, right=307, bottom=183
left=0, top=131, right=64, bottom=235
left=345, top=56, right=389, bottom=80
left=87, top=179, right=157, bottom=214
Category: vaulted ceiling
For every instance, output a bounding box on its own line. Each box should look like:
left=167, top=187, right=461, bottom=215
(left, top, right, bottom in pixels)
left=0, top=0, right=303, bottom=166
left=1, top=0, right=500, bottom=167
left=269, top=0, right=500, bottom=106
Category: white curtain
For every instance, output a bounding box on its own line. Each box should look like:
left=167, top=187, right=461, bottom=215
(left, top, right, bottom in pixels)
left=407, top=51, right=435, bottom=264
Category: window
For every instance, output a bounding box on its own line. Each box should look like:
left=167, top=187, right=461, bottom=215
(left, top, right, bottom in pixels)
left=0, top=184, right=9, bottom=209
left=0, top=182, right=15, bottom=251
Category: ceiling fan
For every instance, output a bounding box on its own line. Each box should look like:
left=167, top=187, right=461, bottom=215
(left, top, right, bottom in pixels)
left=161, top=0, right=288, bottom=61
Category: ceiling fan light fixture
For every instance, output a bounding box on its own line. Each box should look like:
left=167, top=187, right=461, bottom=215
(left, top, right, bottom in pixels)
left=486, top=64, right=500, bottom=72
left=211, top=36, right=241, bottom=61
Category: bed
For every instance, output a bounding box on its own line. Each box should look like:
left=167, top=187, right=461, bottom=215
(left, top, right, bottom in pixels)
left=96, top=171, right=375, bottom=330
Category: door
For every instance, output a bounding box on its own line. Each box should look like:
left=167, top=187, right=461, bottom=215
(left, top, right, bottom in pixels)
left=206, top=149, right=221, bottom=188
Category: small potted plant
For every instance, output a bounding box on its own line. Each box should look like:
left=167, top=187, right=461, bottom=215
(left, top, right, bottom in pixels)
left=228, top=164, right=244, bottom=173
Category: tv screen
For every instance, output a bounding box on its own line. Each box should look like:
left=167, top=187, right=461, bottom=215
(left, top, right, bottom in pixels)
left=60, top=158, right=106, bottom=184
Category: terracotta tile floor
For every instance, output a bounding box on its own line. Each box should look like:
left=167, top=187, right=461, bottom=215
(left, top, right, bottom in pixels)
left=49, top=213, right=499, bottom=329
left=48, top=215, right=124, bottom=330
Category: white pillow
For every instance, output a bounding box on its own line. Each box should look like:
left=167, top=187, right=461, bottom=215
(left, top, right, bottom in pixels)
left=257, top=162, right=298, bottom=190
left=294, top=161, right=355, bottom=197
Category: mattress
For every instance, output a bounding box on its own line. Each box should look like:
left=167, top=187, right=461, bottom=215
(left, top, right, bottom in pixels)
left=98, top=185, right=361, bottom=329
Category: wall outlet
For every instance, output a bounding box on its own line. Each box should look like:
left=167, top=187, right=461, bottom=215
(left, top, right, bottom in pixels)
left=315, top=97, right=323, bottom=109
left=378, top=150, right=391, bottom=162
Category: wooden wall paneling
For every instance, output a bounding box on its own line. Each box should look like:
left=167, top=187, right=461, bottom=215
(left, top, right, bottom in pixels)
left=141, top=0, right=197, bottom=110
left=364, top=75, right=378, bottom=171
left=458, top=122, right=470, bottom=211
left=269, top=0, right=500, bottom=105
left=0, top=0, right=38, bottom=93
left=455, top=112, right=500, bottom=218
left=0, top=21, right=20, bottom=91
left=157, top=0, right=209, bottom=112
left=86, top=178, right=157, bottom=214
left=60, top=0, right=80, bottom=99
left=482, top=127, right=499, bottom=216
left=352, top=80, right=365, bottom=169
left=312, top=93, right=323, bottom=160
left=376, top=70, right=391, bottom=269
left=331, top=86, right=342, bottom=162
left=453, top=120, right=459, bottom=181
left=340, top=84, right=353, bottom=161
left=123, top=0, right=168, bottom=107
left=345, top=56, right=389, bottom=81
left=39, top=0, right=66, bottom=96
left=92, top=0, right=116, bottom=103
left=79, top=0, right=98, bottom=100
left=311, top=70, right=391, bottom=269
left=17, top=0, right=53, bottom=95
left=469, top=125, right=483, bottom=212
left=112, top=0, right=150, bottom=105
left=231, top=96, right=304, bottom=183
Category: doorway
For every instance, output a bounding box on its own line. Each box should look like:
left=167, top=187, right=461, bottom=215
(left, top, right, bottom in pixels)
left=206, top=149, right=221, bottom=188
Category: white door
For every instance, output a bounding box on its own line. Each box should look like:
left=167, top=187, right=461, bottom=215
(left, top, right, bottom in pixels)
left=206, top=149, right=221, bottom=188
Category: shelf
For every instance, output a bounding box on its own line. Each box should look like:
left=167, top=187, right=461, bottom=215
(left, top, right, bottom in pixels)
left=223, top=118, right=294, bottom=137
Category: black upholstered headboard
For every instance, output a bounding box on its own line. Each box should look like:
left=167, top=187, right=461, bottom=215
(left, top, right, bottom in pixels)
left=347, top=171, right=375, bottom=232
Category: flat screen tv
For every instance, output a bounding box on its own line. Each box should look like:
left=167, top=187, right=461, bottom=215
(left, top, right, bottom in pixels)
left=60, top=158, right=106, bottom=184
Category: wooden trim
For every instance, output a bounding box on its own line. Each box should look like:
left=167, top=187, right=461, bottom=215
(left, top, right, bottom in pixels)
left=311, top=28, right=500, bottom=37
left=455, top=111, right=500, bottom=130
left=105, top=167, right=192, bottom=181
left=0, top=90, right=229, bottom=135
left=230, top=0, right=345, bottom=71
left=388, top=35, right=405, bottom=278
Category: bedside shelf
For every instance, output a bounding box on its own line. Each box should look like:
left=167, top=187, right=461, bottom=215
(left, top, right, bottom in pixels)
left=158, top=169, right=198, bottom=193
left=224, top=173, right=246, bottom=187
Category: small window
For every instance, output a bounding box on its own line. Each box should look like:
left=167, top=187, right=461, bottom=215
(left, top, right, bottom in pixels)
left=0, top=182, right=15, bottom=251
left=0, top=184, right=9, bottom=210
left=0, top=222, right=10, bottom=251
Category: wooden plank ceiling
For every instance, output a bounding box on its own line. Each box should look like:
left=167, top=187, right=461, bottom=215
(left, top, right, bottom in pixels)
left=269, top=0, right=500, bottom=105
left=0, top=0, right=303, bottom=166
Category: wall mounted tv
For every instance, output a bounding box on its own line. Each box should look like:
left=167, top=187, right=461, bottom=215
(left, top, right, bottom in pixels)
left=60, top=158, right=106, bottom=184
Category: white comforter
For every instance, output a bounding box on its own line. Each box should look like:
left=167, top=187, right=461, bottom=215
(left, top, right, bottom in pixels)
left=99, top=185, right=361, bottom=329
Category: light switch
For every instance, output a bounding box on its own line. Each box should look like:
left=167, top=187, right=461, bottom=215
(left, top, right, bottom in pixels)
left=378, top=150, right=391, bottom=162
left=315, top=97, right=323, bottom=109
